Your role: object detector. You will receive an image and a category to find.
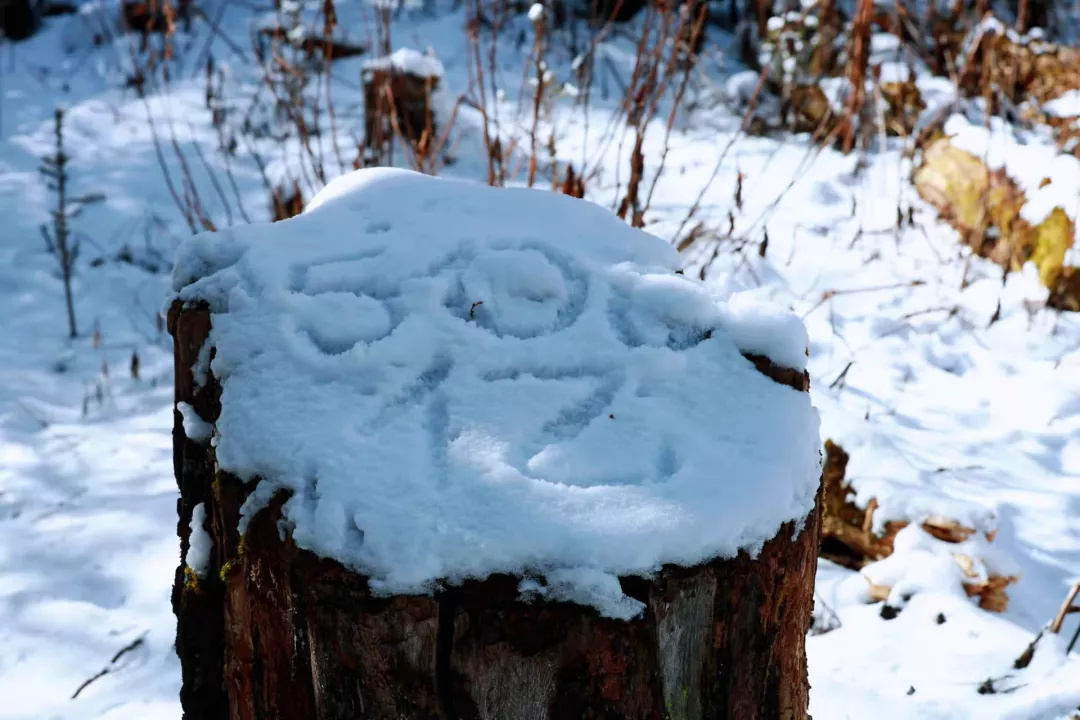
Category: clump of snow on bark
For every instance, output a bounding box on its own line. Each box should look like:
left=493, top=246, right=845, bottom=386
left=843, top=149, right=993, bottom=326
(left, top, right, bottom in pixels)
left=187, top=503, right=211, bottom=579
left=517, top=567, right=645, bottom=620
left=191, top=339, right=213, bottom=389
left=171, top=168, right=821, bottom=618
left=177, top=401, right=214, bottom=443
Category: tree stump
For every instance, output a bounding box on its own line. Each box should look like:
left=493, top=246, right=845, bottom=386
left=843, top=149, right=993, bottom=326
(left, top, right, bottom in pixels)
left=362, top=49, right=442, bottom=158
left=171, top=302, right=819, bottom=720
left=169, top=169, right=823, bottom=720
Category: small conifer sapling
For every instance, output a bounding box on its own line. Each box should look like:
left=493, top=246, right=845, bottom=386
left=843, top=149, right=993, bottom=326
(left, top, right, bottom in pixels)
left=40, top=107, right=105, bottom=338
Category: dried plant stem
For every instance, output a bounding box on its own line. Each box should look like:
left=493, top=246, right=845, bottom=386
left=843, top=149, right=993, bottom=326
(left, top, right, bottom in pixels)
left=843, top=0, right=873, bottom=154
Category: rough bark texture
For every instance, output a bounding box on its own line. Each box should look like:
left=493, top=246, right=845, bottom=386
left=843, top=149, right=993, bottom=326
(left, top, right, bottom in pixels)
left=169, top=301, right=229, bottom=720
left=171, top=299, right=822, bottom=720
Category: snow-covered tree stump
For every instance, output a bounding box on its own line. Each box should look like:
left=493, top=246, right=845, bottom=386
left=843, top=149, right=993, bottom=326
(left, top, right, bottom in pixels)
left=169, top=169, right=823, bottom=720
left=362, top=49, right=443, bottom=156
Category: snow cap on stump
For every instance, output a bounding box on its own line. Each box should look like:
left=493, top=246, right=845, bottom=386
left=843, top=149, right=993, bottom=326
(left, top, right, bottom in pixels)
left=360, top=47, right=445, bottom=80
left=170, top=168, right=821, bottom=619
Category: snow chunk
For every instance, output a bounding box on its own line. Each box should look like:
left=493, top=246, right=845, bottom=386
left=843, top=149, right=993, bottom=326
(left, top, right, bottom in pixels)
left=187, top=503, right=211, bottom=579
left=177, top=401, right=213, bottom=443
left=724, top=70, right=764, bottom=107
left=361, top=48, right=444, bottom=79
left=191, top=339, right=212, bottom=389
left=527, top=2, right=544, bottom=22
left=524, top=567, right=646, bottom=620
left=516, top=570, right=645, bottom=620
left=1043, top=89, right=1080, bottom=118
left=171, top=168, right=821, bottom=618
left=876, top=61, right=911, bottom=85
left=711, top=289, right=809, bottom=370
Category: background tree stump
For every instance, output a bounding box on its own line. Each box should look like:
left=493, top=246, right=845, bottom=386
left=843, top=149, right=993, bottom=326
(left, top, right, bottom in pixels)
left=361, top=50, right=441, bottom=159
left=170, top=298, right=822, bottom=720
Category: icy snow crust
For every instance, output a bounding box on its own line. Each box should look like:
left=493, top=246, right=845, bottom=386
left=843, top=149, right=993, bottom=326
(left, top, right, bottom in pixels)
left=172, top=168, right=821, bottom=617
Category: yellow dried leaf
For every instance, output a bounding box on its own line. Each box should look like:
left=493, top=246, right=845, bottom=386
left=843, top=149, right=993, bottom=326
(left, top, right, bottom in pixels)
left=1031, top=207, right=1074, bottom=289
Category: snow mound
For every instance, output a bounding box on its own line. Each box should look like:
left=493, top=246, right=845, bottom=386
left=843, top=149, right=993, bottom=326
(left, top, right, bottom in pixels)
left=861, top=524, right=1019, bottom=609
left=171, top=168, right=821, bottom=618
left=853, top=476, right=999, bottom=538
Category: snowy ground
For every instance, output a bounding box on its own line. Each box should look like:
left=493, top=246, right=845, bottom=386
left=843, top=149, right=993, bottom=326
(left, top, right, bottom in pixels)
left=1, top=1, right=1080, bottom=718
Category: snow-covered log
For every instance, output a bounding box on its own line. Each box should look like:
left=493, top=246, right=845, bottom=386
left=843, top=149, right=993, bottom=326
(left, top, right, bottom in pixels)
left=168, top=168, right=823, bottom=720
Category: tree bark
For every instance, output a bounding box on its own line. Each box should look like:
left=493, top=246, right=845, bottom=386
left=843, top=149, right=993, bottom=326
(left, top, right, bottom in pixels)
left=170, top=299, right=822, bottom=720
